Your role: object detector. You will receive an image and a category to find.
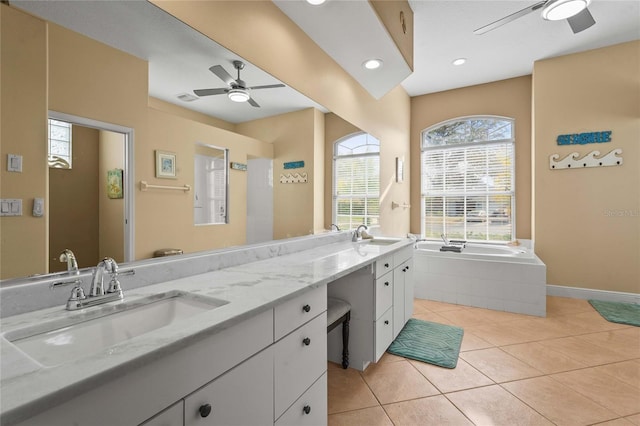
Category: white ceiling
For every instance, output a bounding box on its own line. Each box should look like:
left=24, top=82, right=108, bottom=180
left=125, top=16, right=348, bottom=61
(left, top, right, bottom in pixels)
left=10, top=0, right=640, bottom=123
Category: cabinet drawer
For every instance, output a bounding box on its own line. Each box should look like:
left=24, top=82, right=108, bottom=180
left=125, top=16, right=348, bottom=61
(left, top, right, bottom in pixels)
left=139, top=401, right=183, bottom=426
left=275, top=373, right=327, bottom=426
left=375, top=254, right=394, bottom=278
left=184, top=347, right=273, bottom=426
left=274, top=285, right=327, bottom=341
left=274, top=313, right=327, bottom=419
left=375, top=274, right=393, bottom=319
left=374, top=307, right=393, bottom=362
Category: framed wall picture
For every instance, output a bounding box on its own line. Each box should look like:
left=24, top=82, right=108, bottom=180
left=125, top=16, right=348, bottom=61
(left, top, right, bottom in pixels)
left=155, top=150, right=177, bottom=179
left=107, top=168, right=124, bottom=199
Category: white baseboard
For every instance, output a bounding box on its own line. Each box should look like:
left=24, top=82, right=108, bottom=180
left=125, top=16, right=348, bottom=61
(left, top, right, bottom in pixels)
left=547, top=285, right=640, bottom=304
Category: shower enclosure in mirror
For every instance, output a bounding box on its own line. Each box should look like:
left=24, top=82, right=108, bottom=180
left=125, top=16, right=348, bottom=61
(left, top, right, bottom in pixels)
left=194, top=144, right=229, bottom=225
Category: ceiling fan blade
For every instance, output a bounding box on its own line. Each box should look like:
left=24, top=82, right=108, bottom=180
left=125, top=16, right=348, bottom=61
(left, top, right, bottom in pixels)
left=248, top=84, right=286, bottom=90
left=567, top=7, right=595, bottom=33
left=248, top=97, right=260, bottom=108
left=193, top=88, right=228, bottom=97
left=208, top=65, right=235, bottom=86
left=474, top=0, right=547, bottom=35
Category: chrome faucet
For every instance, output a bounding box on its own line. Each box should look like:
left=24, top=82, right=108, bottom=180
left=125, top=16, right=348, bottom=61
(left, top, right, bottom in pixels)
left=352, top=224, right=368, bottom=242
left=59, top=249, right=79, bottom=275
left=441, top=233, right=450, bottom=246
left=330, top=223, right=341, bottom=231
left=51, top=257, right=134, bottom=311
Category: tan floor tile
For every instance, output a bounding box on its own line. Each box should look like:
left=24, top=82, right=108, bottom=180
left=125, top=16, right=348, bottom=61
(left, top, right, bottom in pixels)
left=361, top=360, right=440, bottom=405
left=507, top=318, right=571, bottom=341
left=412, top=311, right=455, bottom=326
left=383, top=395, right=474, bottom=425
left=414, top=298, right=467, bottom=313
left=460, top=347, right=543, bottom=383
left=409, top=358, right=493, bottom=393
left=446, top=384, right=554, bottom=425
left=413, top=299, right=431, bottom=315
left=503, top=376, right=617, bottom=426
left=551, top=368, right=640, bottom=416
left=593, top=360, right=640, bottom=390
left=501, top=341, right=586, bottom=374
left=594, top=418, right=637, bottom=425
left=546, top=296, right=594, bottom=317
left=576, top=328, right=640, bottom=359
left=377, top=352, right=405, bottom=364
left=556, top=311, right=631, bottom=334
left=459, top=331, right=494, bottom=352
left=328, top=362, right=379, bottom=414
left=463, top=322, right=534, bottom=346
left=626, top=413, right=640, bottom=425
left=328, top=406, right=394, bottom=426
left=464, top=306, right=534, bottom=323
left=436, top=309, right=500, bottom=328
left=537, top=336, right=629, bottom=367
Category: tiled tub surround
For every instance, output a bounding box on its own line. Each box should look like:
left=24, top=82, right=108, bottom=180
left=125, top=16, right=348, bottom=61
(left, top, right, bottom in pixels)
left=413, top=240, right=547, bottom=316
left=0, top=233, right=413, bottom=425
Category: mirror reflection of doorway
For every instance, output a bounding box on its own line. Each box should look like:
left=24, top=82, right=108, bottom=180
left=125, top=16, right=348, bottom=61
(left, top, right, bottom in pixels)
left=48, top=113, right=133, bottom=273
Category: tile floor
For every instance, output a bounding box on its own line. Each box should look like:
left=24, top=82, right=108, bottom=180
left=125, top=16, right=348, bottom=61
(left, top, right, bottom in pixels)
left=328, top=296, right=640, bottom=426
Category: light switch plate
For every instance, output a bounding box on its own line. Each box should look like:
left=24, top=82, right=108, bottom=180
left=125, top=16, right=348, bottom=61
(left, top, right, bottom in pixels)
left=7, top=154, right=23, bottom=172
left=0, top=199, right=22, bottom=216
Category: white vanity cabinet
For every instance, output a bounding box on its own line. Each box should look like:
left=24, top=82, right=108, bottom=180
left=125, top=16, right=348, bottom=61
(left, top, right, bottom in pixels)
left=327, top=245, right=414, bottom=370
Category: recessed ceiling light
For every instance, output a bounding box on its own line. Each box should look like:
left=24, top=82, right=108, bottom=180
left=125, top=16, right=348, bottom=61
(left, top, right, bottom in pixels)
left=363, top=59, right=383, bottom=70
left=542, top=0, right=590, bottom=21
left=452, top=58, right=467, bottom=66
left=306, top=0, right=327, bottom=5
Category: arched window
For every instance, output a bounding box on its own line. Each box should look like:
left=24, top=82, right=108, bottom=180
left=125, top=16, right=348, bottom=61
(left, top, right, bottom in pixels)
left=333, top=133, right=380, bottom=231
left=421, top=116, right=515, bottom=242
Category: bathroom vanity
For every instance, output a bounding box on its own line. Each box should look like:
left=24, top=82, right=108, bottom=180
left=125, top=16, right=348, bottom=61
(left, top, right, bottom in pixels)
left=0, top=233, right=413, bottom=425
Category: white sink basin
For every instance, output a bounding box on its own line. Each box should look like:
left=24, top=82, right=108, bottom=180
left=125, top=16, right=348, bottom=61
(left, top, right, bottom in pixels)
left=359, top=238, right=401, bottom=246
left=6, top=291, right=228, bottom=367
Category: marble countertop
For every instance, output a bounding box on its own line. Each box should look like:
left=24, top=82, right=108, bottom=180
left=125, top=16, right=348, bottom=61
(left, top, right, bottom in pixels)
left=0, top=237, right=412, bottom=425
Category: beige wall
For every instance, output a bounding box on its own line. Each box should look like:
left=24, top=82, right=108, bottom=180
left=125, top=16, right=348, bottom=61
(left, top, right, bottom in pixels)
left=370, top=0, right=414, bottom=70
left=533, top=41, right=640, bottom=294
left=410, top=76, right=533, bottom=239
left=99, top=130, right=125, bottom=262
left=49, top=126, right=99, bottom=272
left=0, top=5, right=48, bottom=279
left=151, top=0, right=412, bottom=237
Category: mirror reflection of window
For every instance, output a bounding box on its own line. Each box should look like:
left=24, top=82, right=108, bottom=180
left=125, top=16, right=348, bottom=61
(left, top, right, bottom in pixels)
left=48, top=119, right=72, bottom=169
left=194, top=143, right=228, bottom=225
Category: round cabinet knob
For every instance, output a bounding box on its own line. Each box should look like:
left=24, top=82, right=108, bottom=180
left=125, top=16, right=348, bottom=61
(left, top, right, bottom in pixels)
left=384, top=320, right=389, bottom=325
left=303, top=405, right=312, bottom=415
left=302, top=304, right=311, bottom=313
left=406, top=266, right=410, bottom=270
left=303, top=337, right=311, bottom=346
left=385, top=263, right=390, bottom=268
left=384, top=282, right=390, bottom=286
left=199, top=403, right=212, bottom=418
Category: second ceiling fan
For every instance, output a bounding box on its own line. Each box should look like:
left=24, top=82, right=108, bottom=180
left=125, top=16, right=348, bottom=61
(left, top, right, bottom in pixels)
left=474, top=0, right=596, bottom=35
left=194, top=60, right=285, bottom=108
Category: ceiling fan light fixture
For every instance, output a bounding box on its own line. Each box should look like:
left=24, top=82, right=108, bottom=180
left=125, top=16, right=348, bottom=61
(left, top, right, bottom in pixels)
left=542, top=0, right=590, bottom=21
left=306, top=0, right=327, bottom=5
left=227, top=88, right=250, bottom=103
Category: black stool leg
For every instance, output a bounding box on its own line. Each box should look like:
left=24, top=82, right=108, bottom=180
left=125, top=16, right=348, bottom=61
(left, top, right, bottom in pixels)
left=341, top=312, right=350, bottom=369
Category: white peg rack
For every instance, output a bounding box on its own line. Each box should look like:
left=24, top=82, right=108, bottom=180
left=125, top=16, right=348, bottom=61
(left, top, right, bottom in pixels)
left=550, top=149, right=623, bottom=170
left=279, top=172, right=308, bottom=184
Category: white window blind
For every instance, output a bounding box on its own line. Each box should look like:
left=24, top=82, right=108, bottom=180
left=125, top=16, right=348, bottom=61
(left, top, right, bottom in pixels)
left=421, top=117, right=515, bottom=242
left=333, top=133, right=380, bottom=231
left=48, top=119, right=72, bottom=169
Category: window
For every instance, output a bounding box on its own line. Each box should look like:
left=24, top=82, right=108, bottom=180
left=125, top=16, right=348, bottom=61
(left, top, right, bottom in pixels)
left=48, top=119, right=72, bottom=169
left=194, top=144, right=228, bottom=225
left=333, top=133, right=380, bottom=231
left=421, top=116, right=515, bottom=242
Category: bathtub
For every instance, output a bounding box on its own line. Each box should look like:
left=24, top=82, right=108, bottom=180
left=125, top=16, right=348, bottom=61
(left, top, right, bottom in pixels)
left=413, top=240, right=546, bottom=316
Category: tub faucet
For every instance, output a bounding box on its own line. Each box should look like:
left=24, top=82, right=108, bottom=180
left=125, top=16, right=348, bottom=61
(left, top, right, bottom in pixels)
left=352, top=224, right=368, bottom=242
left=59, top=249, right=79, bottom=275
left=441, top=234, right=450, bottom=246
left=331, top=223, right=341, bottom=231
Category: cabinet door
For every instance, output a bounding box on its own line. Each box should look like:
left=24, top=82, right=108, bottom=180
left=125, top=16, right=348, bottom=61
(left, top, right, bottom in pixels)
left=275, top=373, right=327, bottom=426
left=184, top=347, right=273, bottom=426
left=375, top=274, right=393, bottom=319
left=403, top=257, right=414, bottom=322
left=140, top=401, right=184, bottom=426
left=392, top=266, right=405, bottom=339
left=374, top=307, right=393, bottom=362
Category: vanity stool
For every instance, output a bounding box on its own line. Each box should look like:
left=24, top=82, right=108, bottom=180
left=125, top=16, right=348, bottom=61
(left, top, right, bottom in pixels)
left=327, top=297, right=351, bottom=369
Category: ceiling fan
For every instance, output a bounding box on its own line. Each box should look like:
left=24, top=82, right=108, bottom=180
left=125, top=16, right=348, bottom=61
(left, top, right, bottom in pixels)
left=194, top=60, right=285, bottom=108
left=474, top=0, right=596, bottom=35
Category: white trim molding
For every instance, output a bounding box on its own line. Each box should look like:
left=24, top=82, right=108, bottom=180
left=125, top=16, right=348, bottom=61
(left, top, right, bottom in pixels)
left=547, top=284, right=639, bottom=304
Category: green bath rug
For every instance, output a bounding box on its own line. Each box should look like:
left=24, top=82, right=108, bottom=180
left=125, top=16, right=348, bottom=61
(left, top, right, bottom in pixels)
left=589, top=299, right=640, bottom=327
left=387, top=318, right=464, bottom=369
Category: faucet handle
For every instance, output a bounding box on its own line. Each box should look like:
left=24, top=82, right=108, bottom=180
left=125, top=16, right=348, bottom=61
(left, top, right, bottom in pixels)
left=106, top=276, right=122, bottom=294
